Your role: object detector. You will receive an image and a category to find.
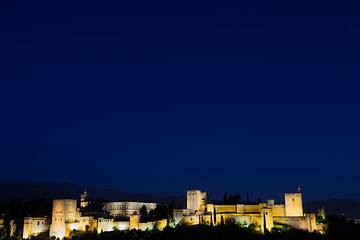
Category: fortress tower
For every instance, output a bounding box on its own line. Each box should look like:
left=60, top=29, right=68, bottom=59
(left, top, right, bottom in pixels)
left=285, top=193, right=303, bottom=216
left=187, top=190, right=202, bottom=211
left=49, top=199, right=77, bottom=239
left=260, top=207, right=273, bottom=233
left=187, top=190, right=207, bottom=212
left=80, top=189, right=89, bottom=208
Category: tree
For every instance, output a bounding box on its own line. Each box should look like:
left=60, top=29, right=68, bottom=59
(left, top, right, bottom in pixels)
left=225, top=218, right=236, bottom=225
left=235, top=193, right=241, bottom=204
left=148, top=205, right=172, bottom=221
left=228, top=195, right=235, bottom=204
left=227, top=194, right=241, bottom=204
left=3, top=208, right=11, bottom=239
left=213, top=207, right=217, bottom=225
left=316, top=207, right=325, bottom=223
left=220, top=215, right=224, bottom=225
left=139, top=205, right=147, bottom=215
left=0, top=228, right=6, bottom=240
left=223, top=193, right=228, bottom=204
left=256, top=198, right=262, bottom=203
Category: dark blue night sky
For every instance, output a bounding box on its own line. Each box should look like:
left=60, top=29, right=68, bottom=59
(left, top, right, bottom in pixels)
left=1, top=1, right=359, bottom=202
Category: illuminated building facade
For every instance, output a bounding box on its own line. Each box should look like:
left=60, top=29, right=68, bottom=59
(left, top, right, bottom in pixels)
left=22, top=217, right=51, bottom=239
left=22, top=191, right=161, bottom=239
left=103, top=201, right=157, bottom=217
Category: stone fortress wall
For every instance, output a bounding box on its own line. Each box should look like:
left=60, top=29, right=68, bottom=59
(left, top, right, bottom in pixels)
left=23, top=217, right=51, bottom=239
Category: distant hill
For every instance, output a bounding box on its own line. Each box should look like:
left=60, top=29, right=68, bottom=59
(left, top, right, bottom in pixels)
left=0, top=179, right=186, bottom=206
left=304, top=199, right=360, bottom=219
left=2, top=179, right=360, bottom=219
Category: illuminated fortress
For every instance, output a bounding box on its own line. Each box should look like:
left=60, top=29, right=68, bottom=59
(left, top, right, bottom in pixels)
left=22, top=189, right=322, bottom=239
left=174, top=190, right=322, bottom=232
left=23, top=191, right=162, bottom=239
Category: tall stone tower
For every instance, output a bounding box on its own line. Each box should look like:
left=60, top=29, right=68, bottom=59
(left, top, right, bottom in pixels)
left=49, top=199, right=77, bottom=239
left=187, top=190, right=202, bottom=211
left=260, top=207, right=273, bottom=233
left=187, top=190, right=207, bottom=212
left=285, top=193, right=303, bottom=216
left=22, top=217, right=32, bottom=238
left=80, top=189, right=89, bottom=208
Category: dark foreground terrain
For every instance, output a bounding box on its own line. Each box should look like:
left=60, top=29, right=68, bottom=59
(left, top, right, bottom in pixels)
left=4, top=224, right=358, bottom=240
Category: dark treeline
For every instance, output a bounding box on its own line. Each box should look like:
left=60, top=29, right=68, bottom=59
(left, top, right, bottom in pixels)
left=139, top=203, right=178, bottom=223
left=222, top=193, right=242, bottom=205
left=0, top=199, right=52, bottom=240
left=148, top=202, right=180, bottom=218
left=212, top=192, right=263, bottom=205
left=0, top=199, right=52, bottom=218
left=22, top=224, right=360, bottom=240
left=1, top=216, right=360, bottom=240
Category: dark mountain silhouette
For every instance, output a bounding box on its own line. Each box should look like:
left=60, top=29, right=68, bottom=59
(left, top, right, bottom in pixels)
left=2, top=179, right=359, bottom=219
left=304, top=199, right=360, bottom=219
left=0, top=179, right=186, bottom=206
